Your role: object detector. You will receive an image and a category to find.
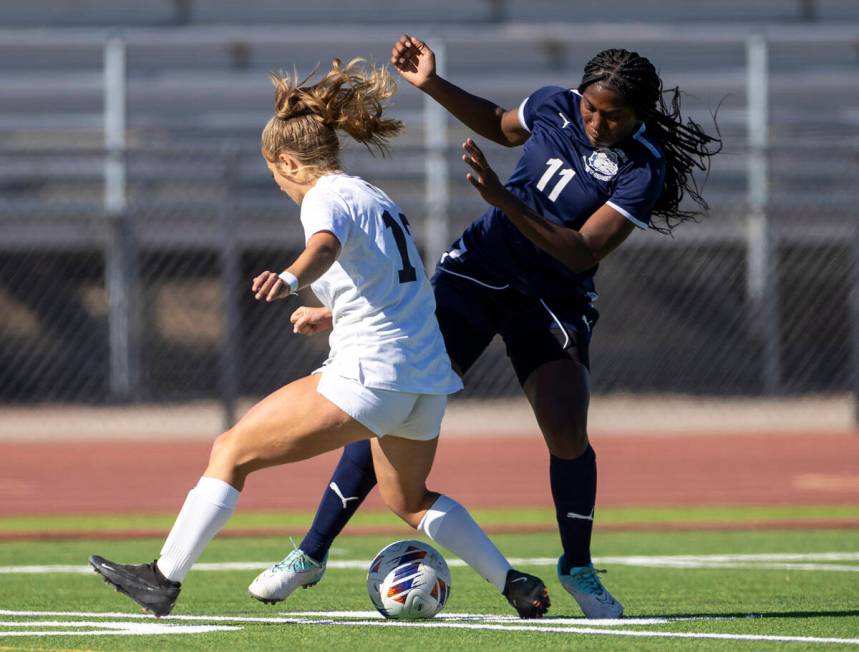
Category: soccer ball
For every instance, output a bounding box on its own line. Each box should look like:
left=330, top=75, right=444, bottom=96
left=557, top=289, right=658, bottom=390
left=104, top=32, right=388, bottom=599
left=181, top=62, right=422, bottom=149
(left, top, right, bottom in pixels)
left=366, top=539, right=451, bottom=619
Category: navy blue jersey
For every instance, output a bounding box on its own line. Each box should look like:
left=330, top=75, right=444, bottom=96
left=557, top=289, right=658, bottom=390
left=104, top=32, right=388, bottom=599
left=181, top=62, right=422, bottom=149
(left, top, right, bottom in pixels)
left=457, top=85, right=666, bottom=301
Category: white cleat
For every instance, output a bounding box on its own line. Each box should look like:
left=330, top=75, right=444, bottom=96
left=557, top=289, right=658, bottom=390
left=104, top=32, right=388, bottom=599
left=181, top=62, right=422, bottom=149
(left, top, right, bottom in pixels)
left=248, top=548, right=326, bottom=604
left=557, top=558, right=624, bottom=619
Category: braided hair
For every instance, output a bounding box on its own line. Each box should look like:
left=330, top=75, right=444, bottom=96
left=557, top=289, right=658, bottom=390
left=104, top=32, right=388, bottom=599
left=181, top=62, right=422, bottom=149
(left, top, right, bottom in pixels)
left=578, top=49, right=722, bottom=233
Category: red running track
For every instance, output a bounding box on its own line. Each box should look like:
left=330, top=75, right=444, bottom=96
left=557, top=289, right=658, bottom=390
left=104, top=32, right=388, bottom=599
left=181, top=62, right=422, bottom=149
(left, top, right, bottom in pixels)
left=2, top=432, right=858, bottom=516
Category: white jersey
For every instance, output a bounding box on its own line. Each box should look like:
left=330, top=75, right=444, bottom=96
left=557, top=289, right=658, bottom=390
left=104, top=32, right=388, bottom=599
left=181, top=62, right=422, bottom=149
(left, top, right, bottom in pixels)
left=300, top=173, right=462, bottom=395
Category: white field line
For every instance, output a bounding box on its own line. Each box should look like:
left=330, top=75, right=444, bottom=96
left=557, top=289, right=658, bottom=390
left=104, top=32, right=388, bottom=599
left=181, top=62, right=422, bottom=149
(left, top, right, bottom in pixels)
left=2, top=552, right=858, bottom=575
left=0, top=610, right=674, bottom=627
left=633, top=553, right=859, bottom=562
left=0, top=620, right=240, bottom=637
left=1, top=611, right=857, bottom=645
left=276, top=619, right=859, bottom=645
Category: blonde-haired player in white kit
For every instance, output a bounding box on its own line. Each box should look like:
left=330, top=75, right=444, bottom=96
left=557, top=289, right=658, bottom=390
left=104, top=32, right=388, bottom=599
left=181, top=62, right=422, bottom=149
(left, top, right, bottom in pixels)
left=88, top=58, right=550, bottom=619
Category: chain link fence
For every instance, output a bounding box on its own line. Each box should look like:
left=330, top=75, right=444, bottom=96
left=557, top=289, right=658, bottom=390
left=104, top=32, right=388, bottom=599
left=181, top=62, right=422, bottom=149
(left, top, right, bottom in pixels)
left=1, top=24, right=857, bottom=430
left=1, top=144, right=856, bottom=406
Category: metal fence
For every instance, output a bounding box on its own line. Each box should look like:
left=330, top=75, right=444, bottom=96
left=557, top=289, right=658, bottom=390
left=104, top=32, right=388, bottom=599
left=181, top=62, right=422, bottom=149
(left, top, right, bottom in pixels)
left=0, top=25, right=857, bottom=425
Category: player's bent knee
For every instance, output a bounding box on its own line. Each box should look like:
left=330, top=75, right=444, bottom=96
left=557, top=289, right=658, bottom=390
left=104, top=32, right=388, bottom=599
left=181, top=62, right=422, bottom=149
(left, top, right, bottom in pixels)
left=208, top=432, right=231, bottom=466
left=543, top=421, right=589, bottom=459
left=207, top=430, right=254, bottom=479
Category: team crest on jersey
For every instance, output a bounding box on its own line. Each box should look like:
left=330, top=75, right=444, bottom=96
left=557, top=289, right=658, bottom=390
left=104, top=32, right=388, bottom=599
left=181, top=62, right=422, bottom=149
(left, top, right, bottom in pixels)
left=583, top=148, right=626, bottom=181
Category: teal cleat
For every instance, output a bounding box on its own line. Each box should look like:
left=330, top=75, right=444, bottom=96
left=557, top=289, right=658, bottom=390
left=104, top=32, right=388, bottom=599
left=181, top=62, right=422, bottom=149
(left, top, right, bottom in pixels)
left=557, top=558, right=624, bottom=619
left=248, top=548, right=327, bottom=604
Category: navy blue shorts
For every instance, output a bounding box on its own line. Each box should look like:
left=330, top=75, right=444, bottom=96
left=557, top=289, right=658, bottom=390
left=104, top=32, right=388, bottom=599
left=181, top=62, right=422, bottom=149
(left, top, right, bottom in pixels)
left=431, top=250, right=599, bottom=386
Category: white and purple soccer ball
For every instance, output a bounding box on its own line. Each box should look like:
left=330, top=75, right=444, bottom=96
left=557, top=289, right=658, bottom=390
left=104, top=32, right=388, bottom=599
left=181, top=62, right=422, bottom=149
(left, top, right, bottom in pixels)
left=366, top=540, right=451, bottom=619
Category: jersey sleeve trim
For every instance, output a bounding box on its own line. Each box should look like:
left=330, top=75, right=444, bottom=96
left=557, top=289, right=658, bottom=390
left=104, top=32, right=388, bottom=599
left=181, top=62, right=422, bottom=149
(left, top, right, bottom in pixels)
left=632, top=123, right=662, bottom=159
left=517, top=97, right=531, bottom=133
left=606, top=201, right=649, bottom=230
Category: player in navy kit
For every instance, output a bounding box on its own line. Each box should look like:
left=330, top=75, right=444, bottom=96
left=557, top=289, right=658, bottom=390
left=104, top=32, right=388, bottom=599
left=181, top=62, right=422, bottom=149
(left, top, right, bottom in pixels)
left=250, top=36, right=721, bottom=617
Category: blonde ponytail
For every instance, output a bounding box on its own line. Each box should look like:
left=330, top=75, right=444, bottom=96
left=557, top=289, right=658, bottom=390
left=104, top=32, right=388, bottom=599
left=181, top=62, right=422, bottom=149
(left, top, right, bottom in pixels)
left=262, top=58, right=404, bottom=181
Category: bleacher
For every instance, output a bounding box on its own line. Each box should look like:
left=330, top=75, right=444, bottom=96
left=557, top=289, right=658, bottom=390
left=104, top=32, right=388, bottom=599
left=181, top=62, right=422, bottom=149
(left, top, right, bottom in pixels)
left=4, top=0, right=859, bottom=27
left=2, top=19, right=857, bottom=219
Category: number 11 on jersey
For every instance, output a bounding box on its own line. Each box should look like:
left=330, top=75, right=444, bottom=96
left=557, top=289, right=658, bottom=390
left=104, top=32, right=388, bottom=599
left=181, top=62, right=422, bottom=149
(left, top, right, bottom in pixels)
left=536, top=158, right=576, bottom=202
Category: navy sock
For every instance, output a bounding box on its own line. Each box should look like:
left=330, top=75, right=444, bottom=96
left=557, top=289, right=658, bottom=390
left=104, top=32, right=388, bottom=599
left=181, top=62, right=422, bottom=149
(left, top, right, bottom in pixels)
left=551, top=445, right=597, bottom=573
left=300, top=439, right=377, bottom=562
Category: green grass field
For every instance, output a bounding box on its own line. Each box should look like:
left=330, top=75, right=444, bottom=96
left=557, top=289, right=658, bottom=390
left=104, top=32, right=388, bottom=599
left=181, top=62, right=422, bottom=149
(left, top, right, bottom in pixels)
left=3, top=504, right=856, bottom=534
left=1, top=508, right=857, bottom=650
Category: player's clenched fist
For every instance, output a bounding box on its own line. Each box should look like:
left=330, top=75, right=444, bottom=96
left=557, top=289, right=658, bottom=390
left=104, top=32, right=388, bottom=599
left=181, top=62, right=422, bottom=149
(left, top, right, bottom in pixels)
left=290, top=306, right=333, bottom=335
left=391, top=34, right=435, bottom=89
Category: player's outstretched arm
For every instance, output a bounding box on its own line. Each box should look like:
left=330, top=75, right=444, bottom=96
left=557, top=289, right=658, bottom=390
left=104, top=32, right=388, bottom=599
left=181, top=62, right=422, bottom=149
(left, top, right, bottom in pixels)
left=462, top=139, right=634, bottom=272
left=391, top=34, right=528, bottom=147
left=251, top=231, right=341, bottom=303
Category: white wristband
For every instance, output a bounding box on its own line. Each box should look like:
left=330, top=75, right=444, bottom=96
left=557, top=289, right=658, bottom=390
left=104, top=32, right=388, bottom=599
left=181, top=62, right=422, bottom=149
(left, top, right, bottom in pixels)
left=277, top=271, right=299, bottom=295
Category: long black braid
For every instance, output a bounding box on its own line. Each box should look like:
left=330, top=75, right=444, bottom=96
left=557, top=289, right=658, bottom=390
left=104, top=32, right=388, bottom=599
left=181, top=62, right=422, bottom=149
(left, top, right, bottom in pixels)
left=578, top=49, right=722, bottom=234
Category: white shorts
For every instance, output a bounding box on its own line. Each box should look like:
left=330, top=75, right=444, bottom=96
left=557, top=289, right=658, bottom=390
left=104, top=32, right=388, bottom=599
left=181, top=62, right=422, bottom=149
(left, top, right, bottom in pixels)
left=316, top=371, right=447, bottom=441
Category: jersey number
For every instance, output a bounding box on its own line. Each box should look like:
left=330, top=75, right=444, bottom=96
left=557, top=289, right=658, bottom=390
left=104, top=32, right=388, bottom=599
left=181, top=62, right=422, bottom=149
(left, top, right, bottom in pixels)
left=382, top=211, right=417, bottom=284
left=536, top=158, right=576, bottom=202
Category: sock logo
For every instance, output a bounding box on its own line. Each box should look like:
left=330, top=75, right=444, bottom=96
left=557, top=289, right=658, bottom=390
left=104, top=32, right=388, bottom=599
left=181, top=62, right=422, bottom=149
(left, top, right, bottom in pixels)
left=329, top=482, right=359, bottom=510
left=566, top=508, right=594, bottom=521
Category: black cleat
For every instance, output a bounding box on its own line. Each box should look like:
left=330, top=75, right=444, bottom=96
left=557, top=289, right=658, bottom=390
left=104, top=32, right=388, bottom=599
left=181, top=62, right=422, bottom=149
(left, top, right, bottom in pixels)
left=503, top=569, right=550, bottom=619
left=89, top=555, right=181, bottom=617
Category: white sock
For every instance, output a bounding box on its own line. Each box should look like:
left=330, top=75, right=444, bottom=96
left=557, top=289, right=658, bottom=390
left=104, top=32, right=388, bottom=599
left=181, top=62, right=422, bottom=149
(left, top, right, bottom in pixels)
left=418, top=495, right=511, bottom=592
left=156, top=476, right=240, bottom=582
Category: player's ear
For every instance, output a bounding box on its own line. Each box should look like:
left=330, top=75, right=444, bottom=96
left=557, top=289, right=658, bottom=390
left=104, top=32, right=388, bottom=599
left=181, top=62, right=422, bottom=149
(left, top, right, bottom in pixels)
left=277, top=151, right=301, bottom=174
